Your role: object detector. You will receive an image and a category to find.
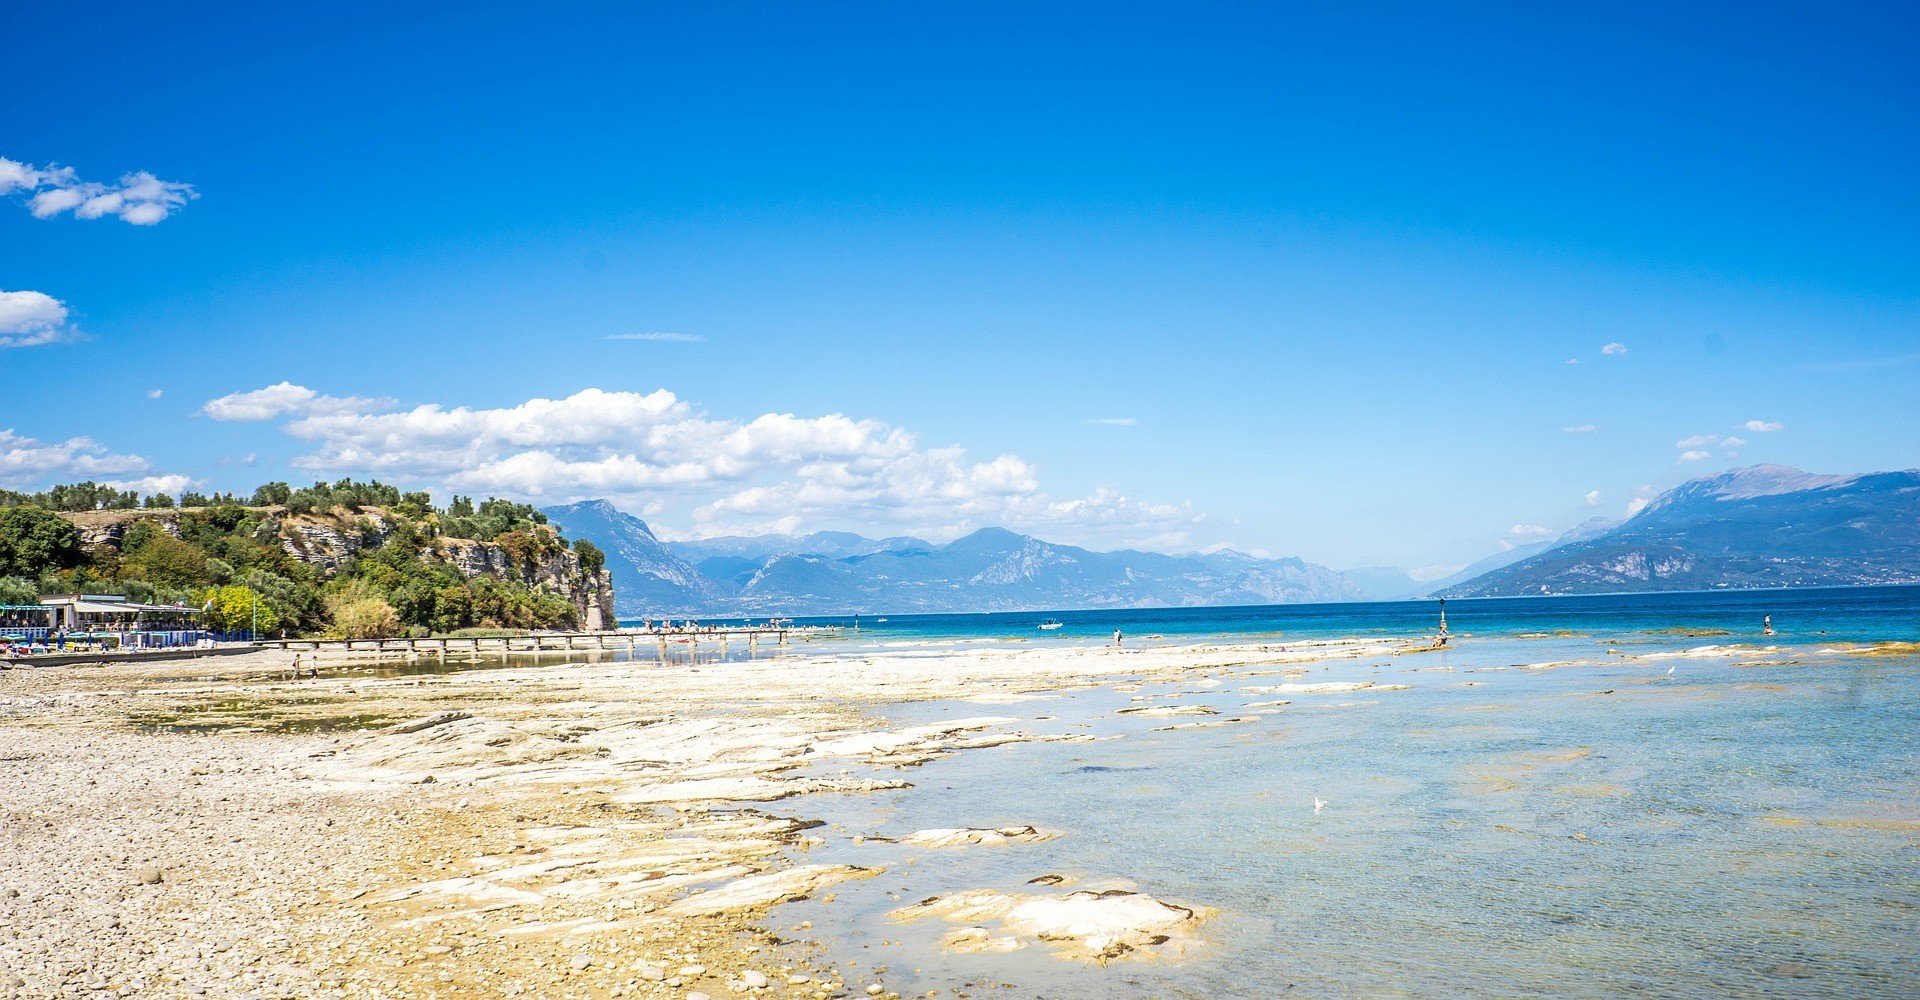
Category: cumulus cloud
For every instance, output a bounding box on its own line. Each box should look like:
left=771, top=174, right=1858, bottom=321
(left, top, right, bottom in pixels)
left=107, top=473, right=199, bottom=497
left=1562, top=424, right=1597, bottom=434
left=202, top=382, right=397, bottom=422
left=0, top=428, right=156, bottom=489
left=1084, top=417, right=1138, bottom=427
left=0, top=289, right=81, bottom=348
left=0, top=156, right=196, bottom=224
left=1564, top=358, right=1579, bottom=365
left=1584, top=490, right=1602, bottom=507
left=1601, top=342, right=1627, bottom=356
left=1675, top=433, right=1719, bottom=448
left=606, top=332, right=705, bottom=343
left=1626, top=496, right=1652, bottom=516
left=1744, top=419, right=1784, bottom=432
left=1507, top=524, right=1554, bottom=540
left=1677, top=450, right=1712, bottom=463
left=202, top=384, right=1210, bottom=550
left=1722, top=436, right=1747, bottom=448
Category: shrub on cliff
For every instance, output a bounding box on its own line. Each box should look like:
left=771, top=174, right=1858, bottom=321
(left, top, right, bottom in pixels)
left=324, top=579, right=401, bottom=639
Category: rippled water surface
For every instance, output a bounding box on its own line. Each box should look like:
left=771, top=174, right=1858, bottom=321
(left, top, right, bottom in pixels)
left=751, top=587, right=1920, bottom=997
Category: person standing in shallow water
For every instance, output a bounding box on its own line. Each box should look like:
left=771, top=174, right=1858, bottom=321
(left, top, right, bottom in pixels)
left=1763, top=614, right=1775, bottom=636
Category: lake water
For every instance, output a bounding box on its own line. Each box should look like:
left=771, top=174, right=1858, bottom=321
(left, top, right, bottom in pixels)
left=700, top=587, right=1920, bottom=997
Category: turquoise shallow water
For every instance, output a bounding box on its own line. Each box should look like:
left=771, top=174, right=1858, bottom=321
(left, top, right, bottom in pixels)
left=728, top=587, right=1920, bottom=997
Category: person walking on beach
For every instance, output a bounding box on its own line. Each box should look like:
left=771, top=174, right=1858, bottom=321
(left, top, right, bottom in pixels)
left=1113, top=628, right=1123, bottom=648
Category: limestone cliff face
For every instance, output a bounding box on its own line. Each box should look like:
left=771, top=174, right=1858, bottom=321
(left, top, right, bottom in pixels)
left=61, top=509, right=184, bottom=549
left=428, top=535, right=617, bottom=630
left=59, top=505, right=618, bottom=629
left=273, top=510, right=397, bottom=571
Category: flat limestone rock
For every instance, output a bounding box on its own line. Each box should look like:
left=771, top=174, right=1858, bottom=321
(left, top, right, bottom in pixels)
left=898, top=825, right=1058, bottom=849
left=665, top=864, right=880, bottom=917
left=1242, top=681, right=1409, bottom=695
left=893, top=886, right=1211, bottom=963
left=1115, top=704, right=1217, bottom=718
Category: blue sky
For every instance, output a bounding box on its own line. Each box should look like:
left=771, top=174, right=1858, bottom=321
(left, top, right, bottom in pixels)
left=3, top=1, right=1916, bottom=573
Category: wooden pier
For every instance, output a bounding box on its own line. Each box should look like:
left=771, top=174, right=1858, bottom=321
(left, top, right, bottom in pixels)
left=255, top=628, right=804, bottom=656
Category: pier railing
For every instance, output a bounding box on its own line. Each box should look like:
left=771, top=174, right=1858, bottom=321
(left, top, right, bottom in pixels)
left=254, top=627, right=808, bottom=655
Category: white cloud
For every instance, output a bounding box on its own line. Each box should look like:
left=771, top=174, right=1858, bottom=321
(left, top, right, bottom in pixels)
left=1721, top=436, right=1747, bottom=448
left=1626, top=496, right=1652, bottom=516
left=147, top=389, right=164, bottom=400
left=1564, top=358, right=1579, bottom=365
left=1084, top=417, right=1138, bottom=427
left=1601, top=342, right=1627, bottom=356
left=1584, top=490, right=1602, bottom=507
left=0, top=428, right=155, bottom=489
left=108, top=474, right=198, bottom=497
left=1677, top=449, right=1712, bottom=463
left=605, top=332, right=705, bottom=343
left=204, top=384, right=1210, bottom=551
left=0, top=156, right=196, bottom=225
left=0, top=289, right=81, bottom=348
left=1743, top=420, right=1783, bottom=432
left=1675, top=433, right=1719, bottom=448
left=1507, top=523, right=1554, bottom=540
left=201, top=381, right=396, bottom=422
left=1562, top=424, right=1597, bottom=434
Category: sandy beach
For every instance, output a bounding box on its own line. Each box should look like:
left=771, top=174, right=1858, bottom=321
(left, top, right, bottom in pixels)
left=0, top=635, right=1403, bottom=999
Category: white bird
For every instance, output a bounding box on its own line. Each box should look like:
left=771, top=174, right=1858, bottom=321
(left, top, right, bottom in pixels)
left=1666, top=665, right=1676, bottom=677
left=1313, top=798, right=1327, bottom=815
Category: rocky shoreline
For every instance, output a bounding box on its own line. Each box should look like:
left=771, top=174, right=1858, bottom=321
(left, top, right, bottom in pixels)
left=1, top=636, right=1404, bottom=998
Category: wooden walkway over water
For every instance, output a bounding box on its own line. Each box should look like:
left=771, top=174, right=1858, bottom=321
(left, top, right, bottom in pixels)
left=256, top=628, right=809, bottom=656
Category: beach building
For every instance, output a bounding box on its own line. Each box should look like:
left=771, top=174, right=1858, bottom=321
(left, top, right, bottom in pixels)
left=17, top=595, right=208, bottom=649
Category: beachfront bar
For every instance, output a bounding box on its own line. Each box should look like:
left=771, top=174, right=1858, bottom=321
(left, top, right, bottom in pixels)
left=3, top=595, right=209, bottom=651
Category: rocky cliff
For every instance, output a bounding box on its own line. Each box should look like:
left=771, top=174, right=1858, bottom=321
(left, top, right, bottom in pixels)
left=61, top=505, right=618, bottom=629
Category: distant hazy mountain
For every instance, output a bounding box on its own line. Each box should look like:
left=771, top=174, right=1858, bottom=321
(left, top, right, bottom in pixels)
left=547, top=501, right=1361, bottom=616
left=1440, top=465, right=1920, bottom=597
left=1419, top=517, right=1619, bottom=595
left=540, top=500, right=718, bottom=614
left=1339, top=566, right=1423, bottom=601
left=667, top=531, right=932, bottom=562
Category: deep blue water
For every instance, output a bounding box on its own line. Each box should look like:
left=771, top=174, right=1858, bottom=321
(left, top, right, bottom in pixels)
left=626, top=584, right=1920, bottom=646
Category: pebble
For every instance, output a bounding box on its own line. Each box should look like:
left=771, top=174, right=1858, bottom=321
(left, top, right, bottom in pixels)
left=570, top=953, right=593, bottom=971
left=136, top=867, right=163, bottom=885
left=637, top=964, right=666, bottom=981
left=740, top=970, right=768, bottom=988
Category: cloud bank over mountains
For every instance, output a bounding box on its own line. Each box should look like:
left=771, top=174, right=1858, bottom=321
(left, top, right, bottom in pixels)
left=199, top=384, right=1205, bottom=551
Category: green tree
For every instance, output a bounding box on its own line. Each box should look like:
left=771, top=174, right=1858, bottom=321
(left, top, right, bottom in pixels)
left=324, top=578, right=399, bottom=639
left=573, top=538, right=605, bottom=576
left=122, top=532, right=213, bottom=589
left=197, top=584, right=281, bottom=636
left=0, top=506, right=82, bottom=577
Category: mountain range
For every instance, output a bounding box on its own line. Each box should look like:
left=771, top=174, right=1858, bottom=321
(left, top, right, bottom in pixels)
left=1438, top=464, right=1920, bottom=596
left=541, top=500, right=1363, bottom=616
left=545, top=464, right=1920, bottom=615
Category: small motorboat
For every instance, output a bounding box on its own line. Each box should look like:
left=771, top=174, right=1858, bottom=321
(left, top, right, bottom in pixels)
left=1038, top=620, right=1064, bottom=630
